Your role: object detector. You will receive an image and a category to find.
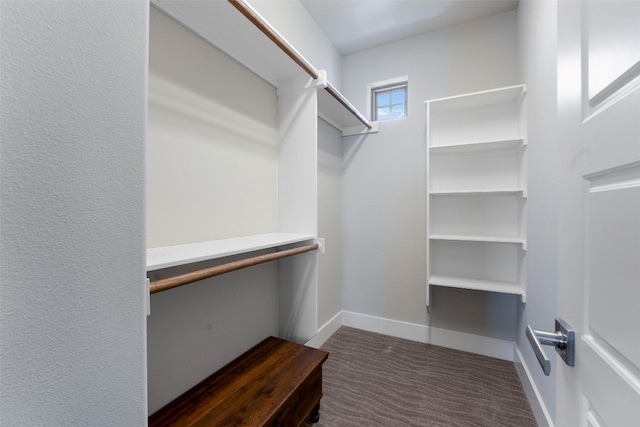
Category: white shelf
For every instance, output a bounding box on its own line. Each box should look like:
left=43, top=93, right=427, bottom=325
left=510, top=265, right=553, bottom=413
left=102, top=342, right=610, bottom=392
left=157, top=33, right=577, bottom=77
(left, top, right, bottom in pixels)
left=317, top=83, right=377, bottom=135
left=147, top=233, right=316, bottom=271
left=429, top=275, right=525, bottom=296
left=425, top=84, right=527, bottom=307
left=429, top=138, right=526, bottom=154
left=429, top=234, right=527, bottom=247
left=152, top=1, right=301, bottom=87
left=427, top=84, right=526, bottom=113
left=153, top=0, right=371, bottom=136
left=429, top=189, right=527, bottom=197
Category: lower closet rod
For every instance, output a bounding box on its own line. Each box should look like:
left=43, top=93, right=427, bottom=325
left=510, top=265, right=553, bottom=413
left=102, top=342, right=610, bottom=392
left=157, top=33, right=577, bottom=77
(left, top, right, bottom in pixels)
left=149, top=243, right=319, bottom=295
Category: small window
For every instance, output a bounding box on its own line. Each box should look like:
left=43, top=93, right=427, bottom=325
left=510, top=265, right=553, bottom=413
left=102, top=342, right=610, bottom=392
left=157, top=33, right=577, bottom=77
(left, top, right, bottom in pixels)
left=371, top=81, right=407, bottom=121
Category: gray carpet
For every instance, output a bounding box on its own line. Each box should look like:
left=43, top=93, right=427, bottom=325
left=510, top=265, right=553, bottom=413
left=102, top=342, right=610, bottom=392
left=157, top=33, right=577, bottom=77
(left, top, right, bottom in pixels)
left=306, top=327, right=537, bottom=427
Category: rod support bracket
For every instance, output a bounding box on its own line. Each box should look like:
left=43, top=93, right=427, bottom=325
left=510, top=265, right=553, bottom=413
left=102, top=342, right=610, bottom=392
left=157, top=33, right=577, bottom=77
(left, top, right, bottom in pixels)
left=313, top=237, right=325, bottom=255
left=315, top=69, right=328, bottom=89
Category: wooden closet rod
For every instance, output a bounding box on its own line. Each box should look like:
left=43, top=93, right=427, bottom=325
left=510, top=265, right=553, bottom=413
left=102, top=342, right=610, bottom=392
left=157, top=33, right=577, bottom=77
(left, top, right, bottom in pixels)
left=228, top=0, right=372, bottom=130
left=149, top=243, right=319, bottom=295
left=228, top=0, right=320, bottom=79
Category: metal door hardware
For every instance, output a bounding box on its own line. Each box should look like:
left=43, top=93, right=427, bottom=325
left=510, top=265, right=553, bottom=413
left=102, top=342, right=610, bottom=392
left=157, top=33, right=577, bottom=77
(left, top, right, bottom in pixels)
left=526, top=318, right=575, bottom=376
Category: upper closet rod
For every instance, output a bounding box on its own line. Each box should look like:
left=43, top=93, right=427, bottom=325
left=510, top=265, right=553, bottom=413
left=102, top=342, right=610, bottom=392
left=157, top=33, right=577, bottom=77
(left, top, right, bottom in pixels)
left=149, top=243, right=319, bottom=294
left=228, top=0, right=319, bottom=79
left=228, top=0, right=372, bottom=130
left=325, top=82, right=372, bottom=129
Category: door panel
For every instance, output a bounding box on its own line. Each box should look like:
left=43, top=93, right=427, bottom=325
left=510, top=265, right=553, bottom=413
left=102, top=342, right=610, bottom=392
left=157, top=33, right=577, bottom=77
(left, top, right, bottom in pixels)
left=558, top=1, right=640, bottom=425
left=587, top=1, right=640, bottom=102
left=581, top=336, right=640, bottom=426
left=588, top=172, right=640, bottom=368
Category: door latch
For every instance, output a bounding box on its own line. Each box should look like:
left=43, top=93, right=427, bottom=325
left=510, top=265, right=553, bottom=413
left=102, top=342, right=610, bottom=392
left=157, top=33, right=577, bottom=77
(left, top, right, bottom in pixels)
left=526, top=318, right=575, bottom=376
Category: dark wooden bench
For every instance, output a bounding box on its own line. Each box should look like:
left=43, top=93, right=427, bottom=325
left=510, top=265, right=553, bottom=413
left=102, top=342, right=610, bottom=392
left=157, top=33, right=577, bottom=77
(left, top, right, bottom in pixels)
left=149, top=336, right=329, bottom=426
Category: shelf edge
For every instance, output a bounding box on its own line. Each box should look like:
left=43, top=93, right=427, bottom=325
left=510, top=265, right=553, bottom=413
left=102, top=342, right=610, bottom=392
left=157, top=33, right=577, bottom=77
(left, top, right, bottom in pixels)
left=147, top=232, right=316, bottom=271
left=429, top=137, right=526, bottom=153
left=429, top=275, right=525, bottom=295
left=429, top=189, right=527, bottom=196
left=429, top=234, right=527, bottom=245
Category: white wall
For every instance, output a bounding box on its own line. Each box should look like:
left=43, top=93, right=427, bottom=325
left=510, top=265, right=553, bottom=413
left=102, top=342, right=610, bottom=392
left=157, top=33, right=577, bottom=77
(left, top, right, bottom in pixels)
left=147, top=7, right=278, bottom=248
left=317, top=118, right=343, bottom=327
left=146, top=8, right=280, bottom=414
left=147, top=257, right=278, bottom=413
left=341, top=12, right=520, bottom=341
left=516, top=1, right=559, bottom=424
left=248, top=0, right=342, bottom=88
left=0, top=2, right=148, bottom=425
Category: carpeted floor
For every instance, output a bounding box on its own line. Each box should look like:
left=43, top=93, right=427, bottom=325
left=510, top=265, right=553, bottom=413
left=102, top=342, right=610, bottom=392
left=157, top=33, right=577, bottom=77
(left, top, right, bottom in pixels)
left=305, top=327, right=537, bottom=427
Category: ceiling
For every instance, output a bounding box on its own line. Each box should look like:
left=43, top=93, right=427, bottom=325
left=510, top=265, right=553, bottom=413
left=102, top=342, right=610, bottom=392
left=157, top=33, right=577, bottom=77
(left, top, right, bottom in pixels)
left=299, top=0, right=519, bottom=56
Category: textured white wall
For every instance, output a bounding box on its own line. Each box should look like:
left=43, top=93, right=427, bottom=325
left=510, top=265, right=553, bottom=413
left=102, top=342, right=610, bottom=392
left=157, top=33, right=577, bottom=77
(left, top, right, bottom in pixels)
left=317, top=118, right=343, bottom=327
left=0, top=1, right=148, bottom=425
left=147, top=257, right=278, bottom=414
left=341, top=11, right=520, bottom=340
left=516, top=0, right=559, bottom=423
left=147, top=7, right=278, bottom=248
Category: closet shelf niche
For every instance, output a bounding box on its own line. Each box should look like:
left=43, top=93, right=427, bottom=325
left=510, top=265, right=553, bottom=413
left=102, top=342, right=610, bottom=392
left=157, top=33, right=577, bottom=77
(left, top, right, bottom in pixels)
left=152, top=0, right=376, bottom=136
left=148, top=0, right=376, bottom=342
left=425, top=84, right=528, bottom=308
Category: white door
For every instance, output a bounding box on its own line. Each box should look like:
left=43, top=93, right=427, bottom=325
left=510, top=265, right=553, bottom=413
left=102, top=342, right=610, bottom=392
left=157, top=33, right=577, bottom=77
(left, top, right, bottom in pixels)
left=556, top=0, right=640, bottom=426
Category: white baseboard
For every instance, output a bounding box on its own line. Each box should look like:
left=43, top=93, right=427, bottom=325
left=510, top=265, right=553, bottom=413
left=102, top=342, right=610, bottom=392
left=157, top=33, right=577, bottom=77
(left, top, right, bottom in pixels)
left=342, top=311, right=514, bottom=361
left=513, top=345, right=554, bottom=427
left=306, top=310, right=514, bottom=361
left=342, top=310, right=430, bottom=342
left=305, top=311, right=343, bottom=349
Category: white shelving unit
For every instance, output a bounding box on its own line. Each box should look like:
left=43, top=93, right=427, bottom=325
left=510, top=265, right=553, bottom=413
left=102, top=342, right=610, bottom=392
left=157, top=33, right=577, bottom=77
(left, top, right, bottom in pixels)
left=147, top=0, right=375, bottom=343
left=425, top=84, right=527, bottom=308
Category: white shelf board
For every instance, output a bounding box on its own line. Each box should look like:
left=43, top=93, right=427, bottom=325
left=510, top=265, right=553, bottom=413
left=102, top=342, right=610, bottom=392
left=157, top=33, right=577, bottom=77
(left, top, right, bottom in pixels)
left=317, top=88, right=377, bottom=134
left=429, top=275, right=525, bottom=296
left=429, top=138, right=526, bottom=154
left=152, top=1, right=304, bottom=87
left=154, top=1, right=371, bottom=136
left=147, top=233, right=315, bottom=271
left=426, top=84, right=526, bottom=113
left=429, top=234, right=527, bottom=247
left=429, top=189, right=527, bottom=197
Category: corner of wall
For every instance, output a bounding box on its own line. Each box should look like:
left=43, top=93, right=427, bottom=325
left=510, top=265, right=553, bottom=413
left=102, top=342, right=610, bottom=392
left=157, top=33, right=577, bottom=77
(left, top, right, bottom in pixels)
left=516, top=0, right=559, bottom=423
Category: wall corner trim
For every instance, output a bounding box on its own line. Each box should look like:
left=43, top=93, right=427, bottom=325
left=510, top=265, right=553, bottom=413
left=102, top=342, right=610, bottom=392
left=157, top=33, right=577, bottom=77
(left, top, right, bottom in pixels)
left=305, top=310, right=514, bottom=362
left=305, top=311, right=343, bottom=349
left=513, top=345, right=555, bottom=427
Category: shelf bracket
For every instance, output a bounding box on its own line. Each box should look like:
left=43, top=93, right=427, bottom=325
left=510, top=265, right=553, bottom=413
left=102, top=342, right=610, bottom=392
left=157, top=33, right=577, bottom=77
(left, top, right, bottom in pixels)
left=342, top=121, right=379, bottom=137
left=314, top=69, right=328, bottom=89
left=313, top=237, right=325, bottom=255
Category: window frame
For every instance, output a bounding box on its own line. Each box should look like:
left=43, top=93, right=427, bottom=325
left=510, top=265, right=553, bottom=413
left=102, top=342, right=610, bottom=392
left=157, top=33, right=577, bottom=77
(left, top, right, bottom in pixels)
left=367, top=76, right=408, bottom=122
